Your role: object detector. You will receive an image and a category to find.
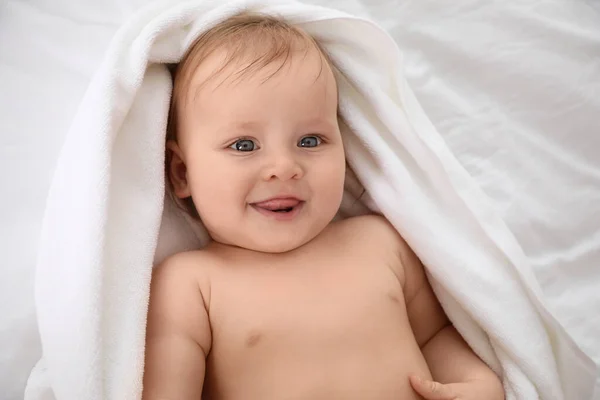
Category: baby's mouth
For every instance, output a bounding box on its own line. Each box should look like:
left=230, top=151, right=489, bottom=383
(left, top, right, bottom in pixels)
left=250, top=198, right=304, bottom=217
left=272, top=207, right=294, bottom=213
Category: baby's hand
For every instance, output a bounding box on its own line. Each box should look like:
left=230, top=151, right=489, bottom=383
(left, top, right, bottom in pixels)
left=409, top=375, right=504, bottom=400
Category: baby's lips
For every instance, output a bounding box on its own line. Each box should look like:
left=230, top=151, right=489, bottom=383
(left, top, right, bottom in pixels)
left=252, top=198, right=301, bottom=210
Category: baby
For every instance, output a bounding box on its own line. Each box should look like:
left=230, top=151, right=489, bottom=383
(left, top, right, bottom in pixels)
left=143, top=12, right=504, bottom=400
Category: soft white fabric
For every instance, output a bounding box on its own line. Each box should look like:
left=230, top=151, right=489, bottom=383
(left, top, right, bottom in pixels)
left=20, top=0, right=597, bottom=399
left=3, top=0, right=600, bottom=399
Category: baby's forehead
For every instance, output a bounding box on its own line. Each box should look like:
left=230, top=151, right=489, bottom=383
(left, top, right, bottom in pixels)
left=189, top=43, right=328, bottom=93
left=189, top=48, right=337, bottom=122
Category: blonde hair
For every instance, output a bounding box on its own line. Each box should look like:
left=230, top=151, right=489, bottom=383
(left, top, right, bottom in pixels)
left=165, top=11, right=336, bottom=218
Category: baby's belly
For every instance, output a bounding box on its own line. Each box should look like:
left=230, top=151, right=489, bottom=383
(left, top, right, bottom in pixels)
left=203, top=317, right=431, bottom=400
left=207, top=345, right=428, bottom=399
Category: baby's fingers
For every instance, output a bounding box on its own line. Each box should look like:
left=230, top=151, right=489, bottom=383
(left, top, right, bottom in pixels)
left=409, top=376, right=458, bottom=400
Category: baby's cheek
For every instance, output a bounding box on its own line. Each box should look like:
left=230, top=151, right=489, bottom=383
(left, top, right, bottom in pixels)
left=316, top=162, right=345, bottom=212
left=187, top=169, right=222, bottom=207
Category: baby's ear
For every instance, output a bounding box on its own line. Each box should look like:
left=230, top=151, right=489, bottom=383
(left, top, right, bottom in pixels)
left=166, top=140, right=191, bottom=198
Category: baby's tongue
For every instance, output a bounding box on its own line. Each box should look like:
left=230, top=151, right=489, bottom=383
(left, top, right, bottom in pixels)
left=254, top=198, right=300, bottom=210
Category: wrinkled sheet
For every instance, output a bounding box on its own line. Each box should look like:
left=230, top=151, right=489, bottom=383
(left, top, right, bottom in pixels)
left=1, top=0, right=599, bottom=398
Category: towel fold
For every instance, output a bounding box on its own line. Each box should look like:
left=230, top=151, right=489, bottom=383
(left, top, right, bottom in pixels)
left=27, top=0, right=597, bottom=399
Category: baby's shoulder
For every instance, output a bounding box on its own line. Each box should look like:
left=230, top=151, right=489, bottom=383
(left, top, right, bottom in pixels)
left=156, top=249, right=214, bottom=271
left=331, top=214, right=403, bottom=247
left=152, top=249, right=216, bottom=291
left=331, top=214, right=417, bottom=277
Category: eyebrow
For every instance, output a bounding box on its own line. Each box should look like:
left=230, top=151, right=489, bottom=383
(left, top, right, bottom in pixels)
left=220, top=121, right=263, bottom=133
left=301, top=117, right=338, bottom=132
left=224, top=119, right=336, bottom=132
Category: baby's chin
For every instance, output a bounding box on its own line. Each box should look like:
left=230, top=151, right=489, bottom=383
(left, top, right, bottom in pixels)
left=209, top=227, right=320, bottom=254
left=236, top=234, right=317, bottom=254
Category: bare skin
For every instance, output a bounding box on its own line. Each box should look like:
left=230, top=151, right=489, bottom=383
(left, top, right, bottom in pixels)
left=146, top=215, right=433, bottom=399
left=144, top=215, right=502, bottom=400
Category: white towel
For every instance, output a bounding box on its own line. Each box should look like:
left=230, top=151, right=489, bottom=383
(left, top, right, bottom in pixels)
left=27, top=0, right=598, bottom=399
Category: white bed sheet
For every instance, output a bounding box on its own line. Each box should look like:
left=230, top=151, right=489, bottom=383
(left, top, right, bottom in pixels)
left=1, top=0, right=598, bottom=399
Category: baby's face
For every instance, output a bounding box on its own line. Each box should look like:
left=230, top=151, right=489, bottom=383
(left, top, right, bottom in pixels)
left=174, top=47, right=346, bottom=253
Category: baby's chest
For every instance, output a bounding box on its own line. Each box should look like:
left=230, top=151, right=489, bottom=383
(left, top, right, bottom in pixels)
left=208, top=259, right=408, bottom=352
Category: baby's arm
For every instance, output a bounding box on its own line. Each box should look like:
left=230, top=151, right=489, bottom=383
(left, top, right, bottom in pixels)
left=392, top=228, right=504, bottom=399
left=143, top=253, right=212, bottom=400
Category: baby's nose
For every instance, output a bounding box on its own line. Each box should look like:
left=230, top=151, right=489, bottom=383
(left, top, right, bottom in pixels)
left=262, top=152, right=304, bottom=181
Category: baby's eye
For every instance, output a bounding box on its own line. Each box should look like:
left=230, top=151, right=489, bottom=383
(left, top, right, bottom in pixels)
left=230, top=139, right=258, bottom=152
left=298, top=135, right=322, bottom=148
